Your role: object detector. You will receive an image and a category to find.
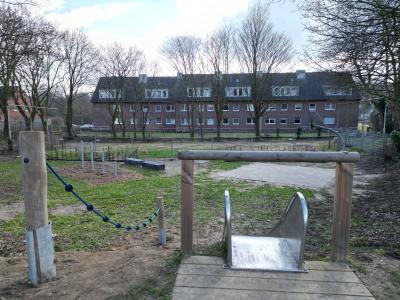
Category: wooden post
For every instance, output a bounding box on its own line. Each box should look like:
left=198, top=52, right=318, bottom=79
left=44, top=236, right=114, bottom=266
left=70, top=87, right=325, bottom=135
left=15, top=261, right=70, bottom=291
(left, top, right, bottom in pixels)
left=20, top=131, right=56, bottom=286
left=90, top=142, right=94, bottom=171
left=181, top=160, right=194, bottom=256
left=80, top=140, right=84, bottom=168
left=332, top=162, right=354, bottom=263
left=157, top=196, right=166, bottom=246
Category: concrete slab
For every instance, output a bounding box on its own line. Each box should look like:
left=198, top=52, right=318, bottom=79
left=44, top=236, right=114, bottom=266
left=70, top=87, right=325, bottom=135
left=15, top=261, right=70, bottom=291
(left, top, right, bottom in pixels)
left=212, top=162, right=335, bottom=189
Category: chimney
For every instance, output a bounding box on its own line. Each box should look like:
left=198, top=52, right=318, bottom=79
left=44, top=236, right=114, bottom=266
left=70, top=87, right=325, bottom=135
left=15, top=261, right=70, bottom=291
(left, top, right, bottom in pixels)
left=296, top=70, right=306, bottom=80
left=139, top=74, right=148, bottom=84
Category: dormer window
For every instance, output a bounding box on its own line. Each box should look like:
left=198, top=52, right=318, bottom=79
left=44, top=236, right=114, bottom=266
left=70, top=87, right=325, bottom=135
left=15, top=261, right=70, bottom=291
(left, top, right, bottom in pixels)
left=99, top=89, right=118, bottom=99
left=225, top=87, right=251, bottom=97
left=145, top=89, right=168, bottom=99
left=325, top=87, right=352, bottom=96
left=187, top=87, right=211, bottom=98
left=272, top=86, right=299, bottom=97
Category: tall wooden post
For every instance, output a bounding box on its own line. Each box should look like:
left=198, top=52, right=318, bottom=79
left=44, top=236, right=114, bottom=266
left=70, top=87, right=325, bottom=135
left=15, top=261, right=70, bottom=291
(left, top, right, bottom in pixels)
left=20, top=131, right=56, bottom=286
left=157, top=196, right=166, bottom=246
left=332, top=162, right=354, bottom=263
left=181, top=160, right=194, bottom=256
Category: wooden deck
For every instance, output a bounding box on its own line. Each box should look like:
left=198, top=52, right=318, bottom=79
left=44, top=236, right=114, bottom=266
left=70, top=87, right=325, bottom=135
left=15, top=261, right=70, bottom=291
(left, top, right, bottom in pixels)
left=172, top=256, right=374, bottom=300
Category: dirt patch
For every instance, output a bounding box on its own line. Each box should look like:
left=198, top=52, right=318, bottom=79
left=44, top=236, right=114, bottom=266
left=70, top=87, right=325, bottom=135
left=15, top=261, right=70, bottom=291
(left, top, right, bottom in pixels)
left=57, top=162, right=144, bottom=185
left=0, top=226, right=181, bottom=300
left=0, top=202, right=24, bottom=222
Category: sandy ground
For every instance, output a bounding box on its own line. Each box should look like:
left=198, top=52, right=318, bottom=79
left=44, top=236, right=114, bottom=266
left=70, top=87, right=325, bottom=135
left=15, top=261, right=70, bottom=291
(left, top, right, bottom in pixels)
left=212, top=162, right=336, bottom=189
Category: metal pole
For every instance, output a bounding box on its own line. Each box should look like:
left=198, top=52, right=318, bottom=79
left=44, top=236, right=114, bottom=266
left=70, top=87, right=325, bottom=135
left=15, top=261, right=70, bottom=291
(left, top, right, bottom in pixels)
left=382, top=102, right=387, bottom=134
left=80, top=141, right=84, bottom=168
left=157, top=196, right=166, bottom=246
left=113, top=160, right=117, bottom=177
left=90, top=142, right=94, bottom=171
left=101, top=151, right=105, bottom=175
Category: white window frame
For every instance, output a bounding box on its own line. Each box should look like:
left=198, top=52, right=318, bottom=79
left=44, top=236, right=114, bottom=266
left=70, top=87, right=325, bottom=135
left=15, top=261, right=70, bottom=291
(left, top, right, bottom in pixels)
left=267, top=104, right=277, bottom=111
left=246, top=104, right=254, bottom=112
left=294, top=117, right=301, bottom=125
left=99, top=89, right=117, bottom=99
left=272, top=86, right=299, bottom=97
left=309, top=103, right=316, bottom=111
left=180, top=104, right=189, bottom=112
left=222, top=117, right=229, bottom=125
left=265, top=118, right=276, bottom=125
left=145, top=89, right=168, bottom=99
left=324, top=117, right=335, bottom=125
left=187, top=87, right=211, bottom=98
left=233, top=118, right=240, bottom=125
left=114, top=117, right=122, bottom=125
left=181, top=118, right=191, bottom=126
left=223, top=104, right=229, bottom=111
left=233, top=103, right=240, bottom=111
left=155, top=117, right=162, bottom=125
left=166, top=118, right=175, bottom=125
left=325, top=103, right=336, bottom=111
left=197, top=104, right=204, bottom=112
left=225, top=86, right=251, bottom=97
left=130, top=118, right=134, bottom=125
left=280, top=118, right=287, bottom=125
left=197, top=117, right=204, bottom=125
left=129, top=104, right=135, bottom=112
left=325, top=87, right=352, bottom=96
left=246, top=117, right=255, bottom=125
left=207, top=104, right=214, bottom=112
left=165, top=104, right=175, bottom=112
left=281, top=103, right=288, bottom=111
left=155, top=105, right=162, bottom=112
left=295, top=103, right=302, bottom=111
left=142, top=105, right=149, bottom=113
left=207, top=118, right=214, bottom=125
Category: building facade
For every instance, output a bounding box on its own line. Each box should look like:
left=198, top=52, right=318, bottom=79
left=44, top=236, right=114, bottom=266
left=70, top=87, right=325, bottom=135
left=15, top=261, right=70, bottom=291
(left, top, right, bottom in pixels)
left=91, top=71, right=361, bottom=133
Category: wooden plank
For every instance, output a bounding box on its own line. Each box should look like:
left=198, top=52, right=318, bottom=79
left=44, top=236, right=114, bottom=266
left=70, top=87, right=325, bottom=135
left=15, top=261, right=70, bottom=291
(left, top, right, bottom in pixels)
left=173, top=287, right=374, bottom=300
left=305, top=261, right=352, bottom=272
left=177, top=264, right=361, bottom=283
left=332, top=163, right=354, bottom=263
left=181, top=256, right=224, bottom=265
left=181, top=160, right=194, bottom=256
left=177, top=150, right=360, bottom=163
left=174, top=274, right=373, bottom=296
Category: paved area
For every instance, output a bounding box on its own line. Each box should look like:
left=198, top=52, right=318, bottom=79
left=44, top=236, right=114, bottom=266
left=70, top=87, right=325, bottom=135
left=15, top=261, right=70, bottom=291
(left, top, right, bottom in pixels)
left=173, top=256, right=374, bottom=300
left=212, top=162, right=335, bottom=189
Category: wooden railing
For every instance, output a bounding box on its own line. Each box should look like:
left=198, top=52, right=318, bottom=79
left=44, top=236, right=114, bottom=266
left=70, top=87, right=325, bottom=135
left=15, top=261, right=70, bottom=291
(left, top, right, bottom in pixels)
left=177, top=150, right=360, bottom=263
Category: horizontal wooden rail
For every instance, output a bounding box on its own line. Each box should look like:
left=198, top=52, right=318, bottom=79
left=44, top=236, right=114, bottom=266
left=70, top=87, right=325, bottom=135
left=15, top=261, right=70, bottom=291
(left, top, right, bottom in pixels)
left=177, top=150, right=360, bottom=163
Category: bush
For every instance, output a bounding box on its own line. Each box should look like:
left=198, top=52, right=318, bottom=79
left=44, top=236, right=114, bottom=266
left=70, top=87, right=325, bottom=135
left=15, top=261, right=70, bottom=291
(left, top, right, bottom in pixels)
left=390, top=130, right=400, bottom=152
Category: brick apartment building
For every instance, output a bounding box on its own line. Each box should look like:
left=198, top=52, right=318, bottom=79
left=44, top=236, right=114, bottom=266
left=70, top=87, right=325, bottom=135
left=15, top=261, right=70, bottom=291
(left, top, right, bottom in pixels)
left=91, top=70, right=361, bottom=133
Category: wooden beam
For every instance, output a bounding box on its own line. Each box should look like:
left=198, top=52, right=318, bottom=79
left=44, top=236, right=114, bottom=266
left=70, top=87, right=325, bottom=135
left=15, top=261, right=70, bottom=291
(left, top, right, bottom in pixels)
left=181, top=160, right=194, bottom=256
left=332, top=163, right=354, bottom=263
left=177, top=150, right=360, bottom=163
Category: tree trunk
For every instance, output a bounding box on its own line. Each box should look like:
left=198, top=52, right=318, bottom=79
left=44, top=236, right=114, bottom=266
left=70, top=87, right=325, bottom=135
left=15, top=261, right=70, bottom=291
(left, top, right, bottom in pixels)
left=3, top=113, right=13, bottom=151
left=255, top=113, right=261, bottom=137
left=66, top=97, right=74, bottom=138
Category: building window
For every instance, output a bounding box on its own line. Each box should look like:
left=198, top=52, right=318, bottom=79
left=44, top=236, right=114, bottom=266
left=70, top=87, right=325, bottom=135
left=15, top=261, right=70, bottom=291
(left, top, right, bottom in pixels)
left=129, top=104, right=135, bottom=112
left=114, top=118, right=122, bottom=125
left=145, top=89, right=168, bottom=99
left=130, top=118, right=134, bottom=125
left=223, top=118, right=229, bottom=125
left=246, top=117, right=255, bottom=125
left=325, top=87, right=352, bottom=96
left=197, top=117, right=204, bottom=125
left=99, top=89, right=117, bottom=99
left=187, top=87, right=211, bottom=98
left=309, top=103, right=316, bottom=111
left=166, top=118, right=175, bottom=125
left=233, top=118, right=240, bottom=125
left=223, top=104, right=229, bottom=111
left=155, top=105, right=161, bottom=112
left=181, top=118, right=191, bottom=125
left=155, top=118, right=162, bottom=125
left=180, top=104, right=190, bottom=112
left=295, top=103, right=302, bottom=111
left=197, top=104, right=204, bottom=112
left=265, top=118, right=276, bottom=124
left=280, top=118, right=287, bottom=124
left=225, top=86, right=251, bottom=97
left=246, top=104, right=254, bottom=112
left=112, top=104, right=121, bottom=112
left=267, top=104, right=276, bottom=111
left=207, top=118, right=214, bottom=125
left=233, top=103, right=240, bottom=111
left=272, top=86, right=299, bottom=96
left=142, top=105, right=149, bottom=112
left=165, top=104, right=175, bottom=112
left=294, top=117, right=301, bottom=124
left=281, top=103, right=288, bottom=111
left=324, top=117, right=335, bottom=125
left=207, top=104, right=214, bottom=111
left=325, top=103, right=336, bottom=110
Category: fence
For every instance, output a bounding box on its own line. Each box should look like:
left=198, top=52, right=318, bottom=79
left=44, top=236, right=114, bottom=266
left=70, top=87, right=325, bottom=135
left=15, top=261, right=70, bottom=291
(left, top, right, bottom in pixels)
left=338, top=131, right=387, bottom=156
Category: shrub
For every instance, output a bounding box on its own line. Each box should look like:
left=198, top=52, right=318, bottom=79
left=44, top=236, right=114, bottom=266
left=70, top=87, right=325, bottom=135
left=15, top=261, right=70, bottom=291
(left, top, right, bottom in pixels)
left=390, top=130, right=400, bottom=152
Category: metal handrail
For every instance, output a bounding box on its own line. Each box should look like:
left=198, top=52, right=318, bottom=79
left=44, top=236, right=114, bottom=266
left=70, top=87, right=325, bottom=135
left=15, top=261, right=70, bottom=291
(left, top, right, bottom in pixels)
left=222, top=190, right=232, bottom=267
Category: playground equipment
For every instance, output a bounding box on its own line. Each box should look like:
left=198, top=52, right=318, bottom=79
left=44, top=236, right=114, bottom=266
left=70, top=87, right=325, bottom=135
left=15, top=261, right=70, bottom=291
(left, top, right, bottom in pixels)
left=222, top=190, right=308, bottom=272
left=178, top=150, right=360, bottom=264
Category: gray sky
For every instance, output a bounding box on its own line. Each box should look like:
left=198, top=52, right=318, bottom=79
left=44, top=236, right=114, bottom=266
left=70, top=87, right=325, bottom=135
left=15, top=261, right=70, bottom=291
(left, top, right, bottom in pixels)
left=39, top=0, right=308, bottom=75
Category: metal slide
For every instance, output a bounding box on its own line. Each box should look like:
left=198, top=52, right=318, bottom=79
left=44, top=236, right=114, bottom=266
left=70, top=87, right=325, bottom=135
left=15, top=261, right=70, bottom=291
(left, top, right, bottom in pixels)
left=222, top=190, right=308, bottom=272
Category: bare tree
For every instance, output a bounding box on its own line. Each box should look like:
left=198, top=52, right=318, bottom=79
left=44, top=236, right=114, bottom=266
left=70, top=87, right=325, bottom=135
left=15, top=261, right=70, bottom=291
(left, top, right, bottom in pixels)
left=160, top=35, right=202, bottom=138
left=60, top=29, right=98, bottom=138
left=0, top=5, right=35, bottom=150
left=236, top=1, right=294, bottom=137
left=205, top=25, right=234, bottom=139
left=301, top=0, right=400, bottom=129
left=100, top=43, right=145, bottom=137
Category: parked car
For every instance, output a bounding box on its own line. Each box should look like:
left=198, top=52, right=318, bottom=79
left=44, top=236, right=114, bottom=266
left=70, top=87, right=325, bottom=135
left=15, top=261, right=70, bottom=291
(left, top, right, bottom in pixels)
left=79, top=124, right=94, bottom=130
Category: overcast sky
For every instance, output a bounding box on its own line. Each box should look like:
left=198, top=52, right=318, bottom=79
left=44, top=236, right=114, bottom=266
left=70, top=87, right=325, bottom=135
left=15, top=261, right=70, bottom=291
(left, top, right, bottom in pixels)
left=39, top=0, right=308, bottom=75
